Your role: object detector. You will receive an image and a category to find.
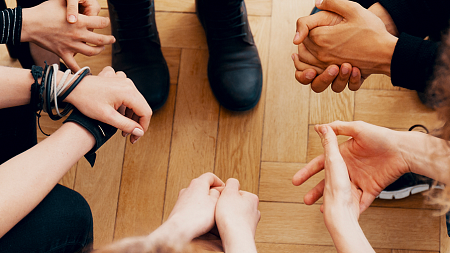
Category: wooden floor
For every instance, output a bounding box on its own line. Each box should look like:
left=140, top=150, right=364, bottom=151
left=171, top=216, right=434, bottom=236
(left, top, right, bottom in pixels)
left=1, top=0, right=449, bottom=252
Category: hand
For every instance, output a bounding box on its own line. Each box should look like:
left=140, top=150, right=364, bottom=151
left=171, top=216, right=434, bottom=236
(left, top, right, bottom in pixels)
left=293, top=0, right=398, bottom=78
left=167, top=173, right=224, bottom=243
left=315, top=124, right=362, bottom=221
left=292, top=121, right=410, bottom=213
left=368, top=2, right=399, bottom=37
left=66, top=0, right=101, bottom=23
left=314, top=124, right=377, bottom=253
left=21, top=0, right=115, bottom=71
left=292, top=53, right=364, bottom=93
left=64, top=66, right=152, bottom=144
left=215, top=178, right=260, bottom=253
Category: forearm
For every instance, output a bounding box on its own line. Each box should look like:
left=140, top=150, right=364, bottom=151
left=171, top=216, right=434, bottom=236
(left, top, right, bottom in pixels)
left=328, top=220, right=375, bottom=253
left=398, top=131, right=450, bottom=184
left=326, top=210, right=375, bottom=253
left=0, top=122, right=95, bottom=237
left=221, top=229, right=257, bottom=253
left=0, top=66, right=35, bottom=109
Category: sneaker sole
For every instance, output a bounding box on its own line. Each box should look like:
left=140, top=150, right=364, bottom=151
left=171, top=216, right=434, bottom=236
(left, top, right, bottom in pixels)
left=378, top=184, right=444, bottom=200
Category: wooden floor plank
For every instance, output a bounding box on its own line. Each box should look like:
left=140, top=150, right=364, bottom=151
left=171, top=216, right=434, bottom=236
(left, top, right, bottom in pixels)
left=114, top=83, right=178, bottom=240
left=256, top=202, right=439, bottom=251
left=256, top=242, right=391, bottom=253
left=309, top=87, right=355, bottom=124
left=74, top=133, right=126, bottom=248
left=162, top=49, right=220, bottom=221
left=259, top=162, right=323, bottom=203
left=361, top=74, right=400, bottom=91
left=214, top=15, right=270, bottom=194
left=354, top=89, right=442, bottom=130
left=442, top=212, right=450, bottom=253
left=261, top=0, right=311, bottom=163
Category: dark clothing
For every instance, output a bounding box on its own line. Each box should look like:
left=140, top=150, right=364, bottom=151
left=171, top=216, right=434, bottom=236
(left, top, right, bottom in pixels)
left=354, top=0, right=450, bottom=92
left=0, top=0, right=93, bottom=246
left=0, top=185, right=93, bottom=253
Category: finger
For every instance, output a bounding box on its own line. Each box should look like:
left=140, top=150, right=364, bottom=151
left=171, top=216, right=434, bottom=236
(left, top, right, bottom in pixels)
left=326, top=120, right=362, bottom=138
left=115, top=71, right=127, bottom=78
left=130, top=113, right=141, bottom=144
left=316, top=0, right=362, bottom=20
left=316, top=124, right=342, bottom=161
left=61, top=53, right=81, bottom=72
left=304, top=179, right=325, bottom=205
left=125, top=107, right=134, bottom=119
left=82, top=32, right=116, bottom=46
left=79, top=0, right=101, bottom=16
left=330, top=63, right=352, bottom=93
left=178, top=188, right=186, bottom=197
left=359, top=192, right=376, bottom=214
left=79, top=15, right=111, bottom=30
left=198, top=172, right=225, bottom=188
left=209, top=188, right=221, bottom=199
left=118, top=105, right=127, bottom=137
left=75, top=44, right=105, bottom=57
left=103, top=107, right=145, bottom=138
left=66, top=0, right=79, bottom=23
left=292, top=154, right=325, bottom=186
left=295, top=70, right=315, bottom=85
left=294, top=11, right=344, bottom=44
left=310, top=65, right=339, bottom=93
left=297, top=43, right=325, bottom=68
left=292, top=53, right=323, bottom=73
left=98, top=66, right=116, bottom=77
left=212, top=186, right=225, bottom=193
left=348, top=67, right=363, bottom=91
left=320, top=204, right=324, bottom=213
left=224, top=178, right=240, bottom=192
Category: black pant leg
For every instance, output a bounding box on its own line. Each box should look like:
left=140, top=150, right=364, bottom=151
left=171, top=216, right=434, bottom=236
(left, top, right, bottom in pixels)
left=16, top=0, right=46, bottom=8
left=0, top=184, right=93, bottom=253
left=0, top=104, right=37, bottom=164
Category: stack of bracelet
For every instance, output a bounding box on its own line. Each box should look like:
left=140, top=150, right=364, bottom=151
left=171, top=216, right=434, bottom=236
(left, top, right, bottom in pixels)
left=1, top=6, right=22, bottom=46
left=30, top=63, right=90, bottom=119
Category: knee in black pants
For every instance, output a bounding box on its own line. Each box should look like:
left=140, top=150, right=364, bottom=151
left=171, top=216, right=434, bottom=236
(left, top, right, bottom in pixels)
left=0, top=184, right=93, bottom=253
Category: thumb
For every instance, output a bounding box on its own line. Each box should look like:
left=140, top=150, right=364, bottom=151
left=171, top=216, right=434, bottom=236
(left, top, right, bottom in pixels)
left=316, top=125, right=341, bottom=160
left=224, top=178, right=240, bottom=192
left=315, top=0, right=361, bottom=20
left=66, top=0, right=78, bottom=23
left=294, top=11, right=343, bottom=44
left=105, top=108, right=145, bottom=138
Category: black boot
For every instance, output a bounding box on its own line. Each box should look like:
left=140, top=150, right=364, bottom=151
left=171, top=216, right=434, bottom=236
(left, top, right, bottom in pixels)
left=108, top=0, right=170, bottom=110
left=196, top=0, right=263, bottom=111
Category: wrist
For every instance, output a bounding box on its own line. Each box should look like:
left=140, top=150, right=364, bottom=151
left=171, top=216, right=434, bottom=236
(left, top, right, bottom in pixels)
left=20, top=8, right=32, bottom=42
left=376, top=34, right=397, bottom=76
left=148, top=217, right=193, bottom=249
left=219, top=225, right=257, bottom=253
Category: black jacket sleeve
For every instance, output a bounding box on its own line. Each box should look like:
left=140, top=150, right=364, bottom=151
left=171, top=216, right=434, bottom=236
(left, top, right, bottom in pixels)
left=351, top=0, right=449, bottom=92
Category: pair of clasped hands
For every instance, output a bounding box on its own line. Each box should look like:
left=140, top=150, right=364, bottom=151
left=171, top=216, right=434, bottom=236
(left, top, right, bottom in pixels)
left=292, top=0, right=399, bottom=93
left=161, top=173, right=260, bottom=252
left=22, top=0, right=152, bottom=144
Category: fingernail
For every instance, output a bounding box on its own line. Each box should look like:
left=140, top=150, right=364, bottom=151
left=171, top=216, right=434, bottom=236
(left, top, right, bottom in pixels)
left=294, top=32, right=300, bottom=42
left=306, top=72, right=315, bottom=80
left=320, top=125, right=328, bottom=134
left=131, top=128, right=144, bottom=137
left=68, top=15, right=76, bottom=23
left=352, top=70, right=358, bottom=77
left=132, top=137, right=140, bottom=144
left=316, top=0, right=323, bottom=6
left=341, top=67, right=349, bottom=75
left=291, top=54, right=295, bottom=61
left=328, top=67, right=338, bottom=76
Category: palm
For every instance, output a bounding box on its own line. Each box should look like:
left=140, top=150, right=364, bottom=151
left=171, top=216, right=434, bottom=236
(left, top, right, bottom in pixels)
left=337, top=129, right=409, bottom=211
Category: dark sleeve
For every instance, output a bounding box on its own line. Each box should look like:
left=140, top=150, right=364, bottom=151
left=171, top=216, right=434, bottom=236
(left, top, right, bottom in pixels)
left=0, top=7, right=22, bottom=45
left=390, top=33, right=440, bottom=92
left=377, top=0, right=450, bottom=38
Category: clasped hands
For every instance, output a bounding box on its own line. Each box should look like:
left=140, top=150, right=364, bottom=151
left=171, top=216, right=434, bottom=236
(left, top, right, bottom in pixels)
left=160, top=173, right=260, bottom=252
left=292, top=0, right=399, bottom=93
